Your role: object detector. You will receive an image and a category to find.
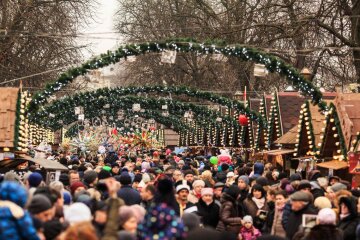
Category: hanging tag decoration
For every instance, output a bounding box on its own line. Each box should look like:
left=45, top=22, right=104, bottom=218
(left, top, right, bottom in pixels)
left=161, top=50, right=177, bottom=64
left=254, top=64, right=268, bottom=77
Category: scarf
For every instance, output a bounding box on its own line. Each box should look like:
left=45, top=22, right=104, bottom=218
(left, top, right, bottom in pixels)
left=252, top=197, right=265, bottom=209
left=276, top=204, right=285, bottom=211
left=340, top=213, right=350, bottom=220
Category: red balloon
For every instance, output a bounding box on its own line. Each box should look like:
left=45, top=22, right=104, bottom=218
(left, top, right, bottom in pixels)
left=238, top=114, right=248, bottom=126
left=112, top=128, right=118, bottom=135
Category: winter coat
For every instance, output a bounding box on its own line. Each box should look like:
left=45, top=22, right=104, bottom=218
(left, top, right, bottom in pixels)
left=302, top=224, right=343, bottom=240
left=116, top=185, right=141, bottom=205
left=271, top=206, right=286, bottom=238
left=216, top=193, right=242, bottom=234
left=0, top=181, right=39, bottom=240
left=239, top=226, right=261, bottom=240
left=338, top=196, right=359, bottom=240
left=137, top=202, right=187, bottom=240
left=196, top=198, right=220, bottom=228
left=101, top=198, right=125, bottom=240
left=285, top=203, right=318, bottom=240
left=243, top=197, right=269, bottom=229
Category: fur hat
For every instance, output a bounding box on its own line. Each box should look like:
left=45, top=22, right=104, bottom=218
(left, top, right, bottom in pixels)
left=298, top=180, right=312, bottom=191
left=290, top=191, right=312, bottom=202
left=64, top=202, right=91, bottom=224
left=330, top=182, right=347, bottom=193
left=192, top=180, right=205, bottom=188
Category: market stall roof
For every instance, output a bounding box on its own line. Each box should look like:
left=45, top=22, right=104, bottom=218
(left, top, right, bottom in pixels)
left=0, top=88, right=19, bottom=148
left=0, top=154, right=68, bottom=172
left=263, top=149, right=295, bottom=156
left=335, top=93, right=360, bottom=149
left=316, top=160, right=348, bottom=170
left=274, top=126, right=298, bottom=145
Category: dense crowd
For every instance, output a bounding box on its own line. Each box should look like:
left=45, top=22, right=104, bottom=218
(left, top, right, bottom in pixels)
left=0, top=149, right=359, bottom=240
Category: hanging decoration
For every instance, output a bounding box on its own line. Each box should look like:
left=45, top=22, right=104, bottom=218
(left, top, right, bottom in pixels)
left=238, top=114, right=248, bottom=126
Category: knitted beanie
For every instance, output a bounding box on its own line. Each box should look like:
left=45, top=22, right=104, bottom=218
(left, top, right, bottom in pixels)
left=28, top=194, right=52, bottom=214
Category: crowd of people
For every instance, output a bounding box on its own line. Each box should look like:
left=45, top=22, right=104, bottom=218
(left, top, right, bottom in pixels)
left=0, top=148, right=360, bottom=240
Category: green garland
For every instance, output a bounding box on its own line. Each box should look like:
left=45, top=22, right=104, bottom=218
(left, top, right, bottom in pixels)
left=28, top=38, right=325, bottom=113
left=319, top=103, right=347, bottom=159
left=30, top=85, right=265, bottom=127
left=31, top=96, right=237, bottom=132
left=64, top=109, right=193, bottom=138
left=13, top=90, right=21, bottom=149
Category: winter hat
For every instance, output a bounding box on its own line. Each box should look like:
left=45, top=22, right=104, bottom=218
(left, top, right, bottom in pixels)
left=98, top=169, right=111, bottom=180
left=213, top=182, right=225, bottom=189
left=0, top=181, right=28, bottom=208
left=226, top=172, right=235, bottom=178
left=290, top=173, right=302, bottom=182
left=118, top=205, right=137, bottom=226
left=43, top=220, right=64, bottom=240
left=28, top=172, right=43, bottom=188
left=182, top=213, right=200, bottom=231
left=178, top=160, right=185, bottom=165
left=253, top=162, right=264, bottom=176
left=64, top=202, right=92, bottom=224
left=83, top=170, right=98, bottom=185
left=298, top=180, right=312, bottom=191
left=226, top=185, right=241, bottom=199
left=176, top=183, right=190, bottom=193
left=59, top=173, right=69, bottom=186
left=316, top=208, right=336, bottom=225
left=141, top=162, right=151, bottom=171
left=238, top=175, right=249, bottom=186
left=103, top=166, right=112, bottom=172
left=290, top=191, right=312, bottom=202
left=63, top=191, right=72, bottom=205
left=119, top=173, right=132, bottom=185
left=183, top=170, right=194, bottom=177
left=70, top=181, right=86, bottom=195
left=28, top=194, right=52, bottom=214
left=243, top=215, right=253, bottom=224
left=314, top=196, right=332, bottom=209
left=256, top=176, right=269, bottom=187
left=201, top=188, right=213, bottom=197
left=192, top=180, right=205, bottom=188
left=330, top=182, right=347, bottom=193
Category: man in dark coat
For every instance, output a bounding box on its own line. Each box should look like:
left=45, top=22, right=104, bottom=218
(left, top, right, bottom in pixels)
left=116, top=172, right=141, bottom=205
left=284, top=191, right=318, bottom=240
left=338, top=196, right=359, bottom=240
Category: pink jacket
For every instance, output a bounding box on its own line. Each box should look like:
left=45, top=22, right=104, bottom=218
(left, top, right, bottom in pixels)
left=239, top=226, right=262, bottom=240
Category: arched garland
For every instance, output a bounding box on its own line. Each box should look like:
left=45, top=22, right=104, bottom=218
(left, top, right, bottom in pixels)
left=30, top=95, right=238, bottom=130
left=28, top=38, right=325, bottom=114
left=30, top=85, right=265, bottom=126
left=64, top=109, right=193, bottom=138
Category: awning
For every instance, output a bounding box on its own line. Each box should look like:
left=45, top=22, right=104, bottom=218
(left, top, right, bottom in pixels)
left=316, top=160, right=348, bottom=170
left=0, top=154, right=68, bottom=171
left=265, top=149, right=296, bottom=156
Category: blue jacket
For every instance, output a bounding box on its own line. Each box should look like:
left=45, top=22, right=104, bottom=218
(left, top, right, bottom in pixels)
left=117, top=185, right=141, bottom=205
left=0, top=181, right=39, bottom=240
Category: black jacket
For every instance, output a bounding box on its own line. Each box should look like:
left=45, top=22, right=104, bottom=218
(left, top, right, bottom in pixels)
left=338, top=196, right=359, bottom=240
left=285, top=203, right=318, bottom=240
left=116, top=185, right=141, bottom=205
left=303, top=224, right=343, bottom=240
left=196, top=198, right=220, bottom=228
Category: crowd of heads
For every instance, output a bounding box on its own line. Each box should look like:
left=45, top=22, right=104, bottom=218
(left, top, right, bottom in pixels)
left=0, top=148, right=359, bottom=240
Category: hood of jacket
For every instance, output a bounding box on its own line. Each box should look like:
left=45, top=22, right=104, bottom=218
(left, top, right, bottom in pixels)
left=220, top=192, right=236, bottom=204
left=0, top=181, right=27, bottom=208
left=254, top=162, right=264, bottom=176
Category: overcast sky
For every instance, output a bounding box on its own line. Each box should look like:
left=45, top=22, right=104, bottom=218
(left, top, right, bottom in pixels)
left=80, top=0, right=120, bottom=58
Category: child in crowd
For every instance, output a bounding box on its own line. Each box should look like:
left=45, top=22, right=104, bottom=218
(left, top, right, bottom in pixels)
left=239, top=215, right=262, bottom=240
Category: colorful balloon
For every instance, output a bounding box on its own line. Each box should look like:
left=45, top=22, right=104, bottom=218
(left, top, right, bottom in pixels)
left=210, top=156, right=218, bottom=165
left=238, top=114, right=248, bottom=126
